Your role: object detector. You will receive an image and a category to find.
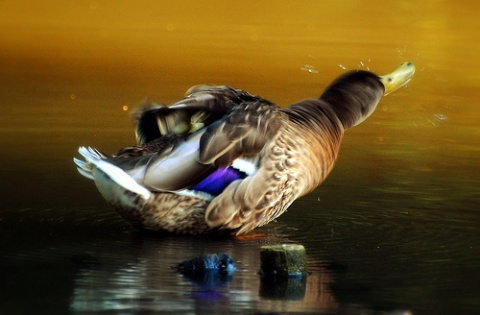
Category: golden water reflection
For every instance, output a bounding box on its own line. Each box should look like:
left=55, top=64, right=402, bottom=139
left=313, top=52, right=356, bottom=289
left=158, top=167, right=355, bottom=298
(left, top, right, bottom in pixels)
left=1, top=1, right=479, bottom=314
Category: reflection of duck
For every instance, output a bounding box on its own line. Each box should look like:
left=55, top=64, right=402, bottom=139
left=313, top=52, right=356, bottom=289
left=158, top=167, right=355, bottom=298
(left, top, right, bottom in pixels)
left=74, top=63, right=415, bottom=235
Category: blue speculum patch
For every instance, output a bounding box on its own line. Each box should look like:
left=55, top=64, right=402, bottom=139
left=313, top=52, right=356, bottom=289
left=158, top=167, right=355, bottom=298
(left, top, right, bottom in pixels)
left=191, top=167, right=245, bottom=196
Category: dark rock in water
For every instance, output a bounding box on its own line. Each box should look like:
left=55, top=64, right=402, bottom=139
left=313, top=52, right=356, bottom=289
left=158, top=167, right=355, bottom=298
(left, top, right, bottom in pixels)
left=259, top=244, right=307, bottom=278
left=258, top=245, right=308, bottom=300
left=174, top=253, right=235, bottom=289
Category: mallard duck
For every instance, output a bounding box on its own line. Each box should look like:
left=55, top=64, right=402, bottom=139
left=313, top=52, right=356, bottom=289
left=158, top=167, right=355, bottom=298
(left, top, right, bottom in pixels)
left=74, top=62, right=415, bottom=235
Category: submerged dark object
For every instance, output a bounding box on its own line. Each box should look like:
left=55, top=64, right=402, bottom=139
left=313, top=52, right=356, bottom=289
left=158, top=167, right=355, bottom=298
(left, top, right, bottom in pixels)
left=174, top=253, right=235, bottom=289
left=259, top=276, right=307, bottom=300
left=175, top=253, right=235, bottom=273
left=74, top=63, right=415, bottom=235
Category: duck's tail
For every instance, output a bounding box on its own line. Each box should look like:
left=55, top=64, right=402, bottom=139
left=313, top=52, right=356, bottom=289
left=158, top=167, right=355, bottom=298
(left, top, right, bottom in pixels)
left=74, top=147, right=105, bottom=180
left=74, top=146, right=152, bottom=200
left=74, top=147, right=153, bottom=228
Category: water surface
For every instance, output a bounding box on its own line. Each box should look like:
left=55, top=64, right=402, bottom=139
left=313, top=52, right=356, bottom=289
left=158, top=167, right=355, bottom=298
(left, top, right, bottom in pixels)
left=1, top=1, right=479, bottom=314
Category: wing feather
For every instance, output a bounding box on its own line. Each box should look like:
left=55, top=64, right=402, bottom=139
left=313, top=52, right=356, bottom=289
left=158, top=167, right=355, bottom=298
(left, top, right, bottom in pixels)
left=198, top=100, right=282, bottom=166
left=134, top=86, right=258, bottom=144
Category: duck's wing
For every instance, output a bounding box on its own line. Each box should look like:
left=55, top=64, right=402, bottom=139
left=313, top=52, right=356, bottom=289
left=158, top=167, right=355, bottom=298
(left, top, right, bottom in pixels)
left=198, top=99, right=282, bottom=166
left=135, top=99, right=283, bottom=193
left=134, top=85, right=259, bottom=144
left=76, top=87, right=281, bottom=196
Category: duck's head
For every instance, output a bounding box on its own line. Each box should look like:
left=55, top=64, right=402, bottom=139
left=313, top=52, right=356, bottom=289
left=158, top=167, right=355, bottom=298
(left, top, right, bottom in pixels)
left=320, top=62, right=415, bottom=129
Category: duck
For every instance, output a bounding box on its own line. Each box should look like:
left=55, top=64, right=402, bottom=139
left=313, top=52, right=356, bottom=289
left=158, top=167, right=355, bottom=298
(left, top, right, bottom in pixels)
left=74, top=62, right=415, bottom=235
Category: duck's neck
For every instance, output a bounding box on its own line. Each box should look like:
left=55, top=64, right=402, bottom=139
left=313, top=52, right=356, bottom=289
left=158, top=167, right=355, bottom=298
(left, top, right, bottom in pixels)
left=319, top=70, right=384, bottom=130
left=283, top=100, right=344, bottom=190
left=284, top=99, right=344, bottom=137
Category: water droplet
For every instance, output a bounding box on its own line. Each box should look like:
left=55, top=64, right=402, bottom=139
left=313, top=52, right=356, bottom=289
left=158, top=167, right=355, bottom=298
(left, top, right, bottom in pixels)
left=300, top=64, right=319, bottom=74
left=434, top=113, right=448, bottom=121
